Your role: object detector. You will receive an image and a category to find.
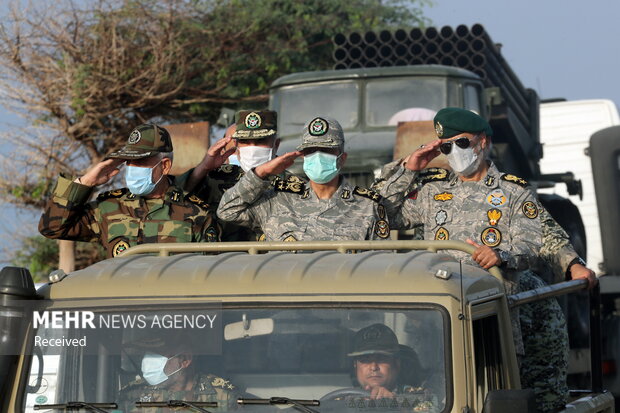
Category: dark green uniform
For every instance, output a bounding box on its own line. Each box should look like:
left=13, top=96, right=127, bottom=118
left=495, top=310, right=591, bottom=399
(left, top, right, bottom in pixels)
left=39, top=174, right=218, bottom=258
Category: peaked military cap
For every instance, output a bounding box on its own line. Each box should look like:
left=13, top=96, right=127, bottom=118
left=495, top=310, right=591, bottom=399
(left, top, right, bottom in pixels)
left=297, top=116, right=345, bottom=151
left=348, top=323, right=400, bottom=357
left=433, top=107, right=493, bottom=139
left=107, top=124, right=173, bottom=160
left=232, top=110, right=277, bottom=140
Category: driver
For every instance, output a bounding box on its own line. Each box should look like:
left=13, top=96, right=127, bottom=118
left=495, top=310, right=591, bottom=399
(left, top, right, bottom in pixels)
left=347, top=324, right=436, bottom=409
left=120, top=336, right=239, bottom=412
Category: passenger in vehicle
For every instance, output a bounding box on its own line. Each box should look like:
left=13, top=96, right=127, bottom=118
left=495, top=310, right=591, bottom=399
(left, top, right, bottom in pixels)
left=120, top=336, right=238, bottom=412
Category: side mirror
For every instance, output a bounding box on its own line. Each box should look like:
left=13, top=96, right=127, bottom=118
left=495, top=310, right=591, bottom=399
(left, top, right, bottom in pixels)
left=483, top=389, right=536, bottom=413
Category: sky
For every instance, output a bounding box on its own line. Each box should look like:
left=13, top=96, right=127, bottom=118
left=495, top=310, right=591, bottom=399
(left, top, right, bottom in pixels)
left=1, top=0, right=619, bottom=264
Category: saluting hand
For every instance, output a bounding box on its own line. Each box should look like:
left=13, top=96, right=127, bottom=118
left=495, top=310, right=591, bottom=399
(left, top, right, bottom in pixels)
left=466, top=239, right=501, bottom=269
left=78, top=158, right=124, bottom=187
left=255, top=151, right=302, bottom=179
left=405, top=139, right=442, bottom=171
left=202, top=135, right=237, bottom=172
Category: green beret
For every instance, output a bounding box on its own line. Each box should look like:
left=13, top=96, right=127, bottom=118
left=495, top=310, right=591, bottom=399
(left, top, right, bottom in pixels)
left=433, top=107, right=493, bottom=139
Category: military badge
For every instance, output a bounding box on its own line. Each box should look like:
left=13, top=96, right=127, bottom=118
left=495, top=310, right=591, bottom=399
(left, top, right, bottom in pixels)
left=128, top=129, right=141, bottom=144
left=522, top=200, right=539, bottom=219
left=354, top=187, right=382, bottom=202
left=501, top=173, right=527, bottom=186
left=375, top=220, right=389, bottom=239
left=341, top=189, right=351, bottom=199
left=434, top=121, right=444, bottom=137
left=486, top=189, right=506, bottom=207
left=435, top=227, right=449, bottom=241
left=170, top=190, right=181, bottom=203
left=258, top=233, right=266, bottom=242
left=484, top=176, right=495, bottom=187
left=377, top=205, right=386, bottom=219
left=244, top=112, right=262, bottom=129
left=113, top=240, right=130, bottom=257
left=308, top=117, right=328, bottom=136
left=97, top=188, right=127, bottom=200
left=283, top=235, right=297, bottom=242
left=435, top=209, right=448, bottom=226
left=188, top=194, right=207, bottom=208
left=487, top=208, right=501, bottom=226
left=434, top=192, right=453, bottom=202
left=205, top=226, right=218, bottom=242
left=418, top=168, right=449, bottom=185
left=481, top=227, right=502, bottom=247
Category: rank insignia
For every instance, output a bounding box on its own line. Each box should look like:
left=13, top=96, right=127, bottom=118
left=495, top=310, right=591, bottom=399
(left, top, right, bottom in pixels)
left=487, top=208, right=501, bottom=226
left=308, top=117, right=328, bottom=136
left=257, top=233, right=266, bottom=242
left=283, top=235, right=297, bottom=242
left=434, top=192, right=453, bottom=202
left=128, top=129, right=141, bottom=144
left=244, top=112, right=262, bottom=129
left=375, top=219, right=389, bottom=239
left=481, top=227, right=502, bottom=247
left=522, top=200, right=539, bottom=219
left=126, top=192, right=136, bottom=200
left=188, top=194, right=207, bottom=208
left=113, top=240, right=130, bottom=257
left=354, top=187, right=382, bottom=202
left=97, top=188, right=127, bottom=200
left=484, top=176, right=495, bottom=187
left=501, top=174, right=527, bottom=186
left=434, top=227, right=449, bottom=241
left=378, top=205, right=386, bottom=219
left=486, top=189, right=507, bottom=207
left=435, top=209, right=447, bottom=226
left=341, top=189, right=351, bottom=199
left=434, top=121, right=444, bottom=137
left=205, top=226, right=218, bottom=242
left=170, top=190, right=181, bottom=203
left=418, top=168, right=449, bottom=185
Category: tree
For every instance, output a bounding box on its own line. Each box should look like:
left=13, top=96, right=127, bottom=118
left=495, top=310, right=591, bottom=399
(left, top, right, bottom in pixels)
left=0, top=0, right=429, bottom=268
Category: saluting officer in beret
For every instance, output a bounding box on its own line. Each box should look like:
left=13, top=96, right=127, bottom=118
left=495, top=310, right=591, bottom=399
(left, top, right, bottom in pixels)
left=217, top=116, right=416, bottom=241
left=395, top=107, right=569, bottom=412
left=39, top=124, right=219, bottom=258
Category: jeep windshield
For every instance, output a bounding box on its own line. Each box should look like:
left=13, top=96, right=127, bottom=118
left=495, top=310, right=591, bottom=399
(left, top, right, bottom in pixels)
left=23, top=306, right=448, bottom=413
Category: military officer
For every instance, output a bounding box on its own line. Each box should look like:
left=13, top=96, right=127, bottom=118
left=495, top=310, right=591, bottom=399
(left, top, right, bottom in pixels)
left=395, top=107, right=568, bottom=412
left=217, top=116, right=415, bottom=241
left=39, top=124, right=219, bottom=258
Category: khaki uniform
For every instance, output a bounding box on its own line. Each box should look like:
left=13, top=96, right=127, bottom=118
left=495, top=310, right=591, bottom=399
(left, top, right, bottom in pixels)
left=119, top=373, right=238, bottom=412
left=39, top=175, right=218, bottom=258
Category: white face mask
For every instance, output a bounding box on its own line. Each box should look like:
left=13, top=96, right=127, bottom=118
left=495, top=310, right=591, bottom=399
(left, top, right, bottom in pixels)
left=447, top=143, right=483, bottom=177
left=141, top=352, right=183, bottom=386
left=238, top=146, right=274, bottom=172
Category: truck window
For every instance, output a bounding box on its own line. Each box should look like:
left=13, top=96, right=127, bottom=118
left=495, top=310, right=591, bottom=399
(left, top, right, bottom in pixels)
left=365, top=78, right=446, bottom=127
left=276, top=82, right=359, bottom=137
left=23, top=306, right=448, bottom=413
left=463, top=84, right=481, bottom=113
left=473, top=315, right=505, bottom=404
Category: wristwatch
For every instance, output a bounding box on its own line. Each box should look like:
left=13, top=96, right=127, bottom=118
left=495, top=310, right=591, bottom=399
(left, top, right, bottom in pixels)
left=496, top=249, right=510, bottom=267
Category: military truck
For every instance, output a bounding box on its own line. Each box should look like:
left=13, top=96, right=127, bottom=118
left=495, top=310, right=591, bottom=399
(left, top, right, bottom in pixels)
left=0, top=241, right=615, bottom=412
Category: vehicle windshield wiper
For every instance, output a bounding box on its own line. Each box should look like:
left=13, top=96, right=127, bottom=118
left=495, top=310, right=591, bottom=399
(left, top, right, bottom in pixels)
left=34, top=402, right=117, bottom=413
left=238, top=397, right=320, bottom=413
left=135, top=400, right=217, bottom=413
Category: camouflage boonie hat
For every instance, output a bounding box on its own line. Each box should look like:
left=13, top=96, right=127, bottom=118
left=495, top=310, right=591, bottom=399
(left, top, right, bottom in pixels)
left=433, top=107, right=493, bottom=139
left=348, top=323, right=400, bottom=357
left=232, top=110, right=277, bottom=140
left=106, top=124, right=173, bottom=160
left=297, top=116, right=345, bottom=151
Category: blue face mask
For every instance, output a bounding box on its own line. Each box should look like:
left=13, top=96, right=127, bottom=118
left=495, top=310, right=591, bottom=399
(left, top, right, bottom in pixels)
left=141, top=352, right=183, bottom=386
left=125, top=161, right=163, bottom=196
left=303, top=151, right=341, bottom=184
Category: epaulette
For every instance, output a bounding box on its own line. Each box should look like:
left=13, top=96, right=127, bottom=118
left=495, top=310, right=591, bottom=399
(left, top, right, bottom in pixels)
left=272, top=175, right=305, bottom=194
left=209, top=375, right=235, bottom=390
left=353, top=186, right=383, bottom=203
left=97, top=188, right=128, bottom=201
left=501, top=173, right=528, bottom=187
left=208, top=164, right=243, bottom=181
left=416, top=168, right=449, bottom=185
left=187, top=193, right=209, bottom=209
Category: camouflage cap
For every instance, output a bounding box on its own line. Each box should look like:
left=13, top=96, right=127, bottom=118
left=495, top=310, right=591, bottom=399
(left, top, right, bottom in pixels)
left=106, top=124, right=173, bottom=160
left=232, top=110, right=277, bottom=140
left=433, top=107, right=493, bottom=139
left=348, top=324, right=400, bottom=357
left=297, top=116, right=345, bottom=151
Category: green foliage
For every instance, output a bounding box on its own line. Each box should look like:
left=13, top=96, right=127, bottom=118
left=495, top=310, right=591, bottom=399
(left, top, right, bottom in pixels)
left=11, top=237, right=58, bottom=283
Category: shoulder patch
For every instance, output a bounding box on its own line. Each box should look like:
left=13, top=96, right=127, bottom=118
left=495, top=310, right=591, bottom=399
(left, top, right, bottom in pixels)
left=501, top=173, right=528, bottom=187
left=353, top=186, right=383, bottom=203
left=97, top=188, right=128, bottom=201
left=272, top=175, right=305, bottom=194
left=208, top=164, right=243, bottom=181
left=187, top=193, right=209, bottom=209
left=416, top=168, right=449, bottom=185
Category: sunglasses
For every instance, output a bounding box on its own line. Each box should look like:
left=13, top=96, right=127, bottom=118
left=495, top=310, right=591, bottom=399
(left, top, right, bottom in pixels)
left=439, top=136, right=477, bottom=155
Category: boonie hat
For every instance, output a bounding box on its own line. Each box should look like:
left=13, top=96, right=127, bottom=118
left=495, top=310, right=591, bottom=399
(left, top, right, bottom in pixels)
left=433, top=107, right=493, bottom=139
left=347, top=323, right=400, bottom=357
left=297, top=116, right=345, bottom=151
left=107, top=124, right=173, bottom=160
left=232, top=110, right=277, bottom=140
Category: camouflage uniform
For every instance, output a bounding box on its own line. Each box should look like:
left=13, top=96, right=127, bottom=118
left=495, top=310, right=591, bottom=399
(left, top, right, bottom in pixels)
left=119, top=373, right=238, bottom=412
left=537, top=207, right=581, bottom=284
left=38, top=175, right=218, bottom=258
left=216, top=167, right=414, bottom=241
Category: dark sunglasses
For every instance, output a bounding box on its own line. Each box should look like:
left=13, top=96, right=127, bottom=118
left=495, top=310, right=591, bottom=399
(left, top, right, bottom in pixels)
left=439, top=136, right=474, bottom=155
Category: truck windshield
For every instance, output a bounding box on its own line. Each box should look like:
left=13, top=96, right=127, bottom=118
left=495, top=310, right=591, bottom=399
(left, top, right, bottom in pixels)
left=23, top=306, right=447, bottom=413
left=275, top=81, right=359, bottom=137
left=365, top=78, right=447, bottom=127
